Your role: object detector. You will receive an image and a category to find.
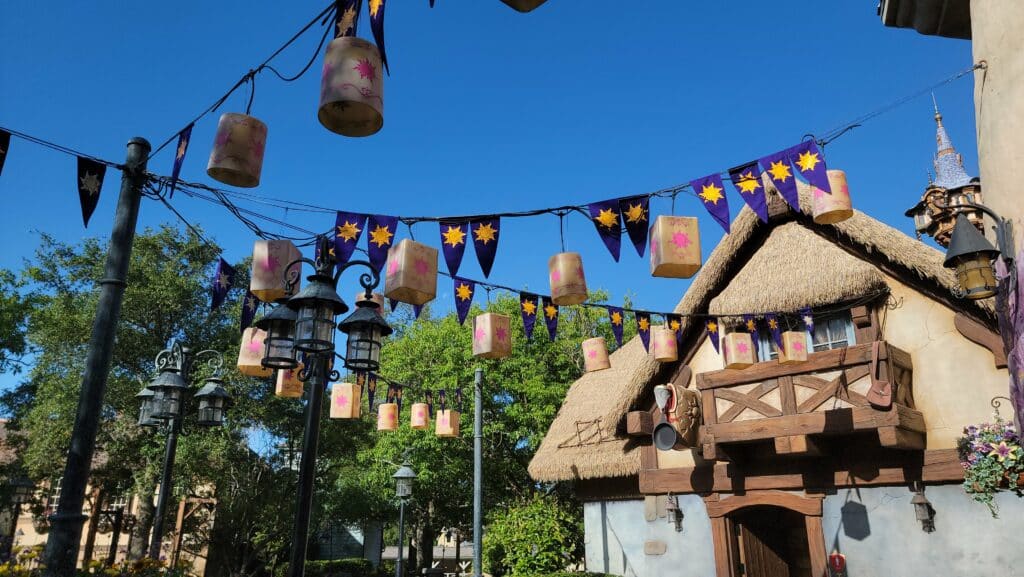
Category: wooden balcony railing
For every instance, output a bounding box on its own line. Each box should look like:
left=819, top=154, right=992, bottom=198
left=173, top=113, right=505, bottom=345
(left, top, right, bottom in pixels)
left=695, top=341, right=921, bottom=460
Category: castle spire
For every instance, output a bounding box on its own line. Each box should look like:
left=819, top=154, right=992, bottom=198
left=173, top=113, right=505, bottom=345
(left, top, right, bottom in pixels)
left=930, top=96, right=972, bottom=189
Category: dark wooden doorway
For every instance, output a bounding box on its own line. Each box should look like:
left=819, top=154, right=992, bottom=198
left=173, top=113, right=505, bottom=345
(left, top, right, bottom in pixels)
left=731, top=506, right=813, bottom=577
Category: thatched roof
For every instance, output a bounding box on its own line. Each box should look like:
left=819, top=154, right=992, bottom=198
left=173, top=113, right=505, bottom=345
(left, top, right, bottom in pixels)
left=529, top=187, right=994, bottom=483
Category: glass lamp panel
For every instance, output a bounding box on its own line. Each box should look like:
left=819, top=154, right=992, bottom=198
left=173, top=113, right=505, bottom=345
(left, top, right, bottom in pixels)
left=263, top=319, right=297, bottom=368
left=396, top=478, right=412, bottom=498
left=956, top=255, right=998, bottom=300
left=345, top=324, right=382, bottom=371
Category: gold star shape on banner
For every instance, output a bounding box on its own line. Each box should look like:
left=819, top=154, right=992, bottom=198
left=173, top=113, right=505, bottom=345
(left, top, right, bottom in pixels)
left=245, top=295, right=258, bottom=311
left=803, top=314, right=814, bottom=327
left=638, top=317, right=650, bottom=332
left=369, top=224, right=393, bottom=247
left=669, top=319, right=681, bottom=332
left=336, top=6, right=357, bottom=34
left=456, top=283, right=473, bottom=301
left=699, top=182, right=724, bottom=205
left=176, top=137, right=188, bottom=160
left=768, top=160, right=792, bottom=183
left=623, top=203, right=647, bottom=224
left=610, top=311, right=623, bottom=326
left=736, top=171, right=761, bottom=194
left=79, top=172, right=102, bottom=196
left=745, top=319, right=756, bottom=332
left=544, top=304, right=558, bottom=320
left=594, top=207, right=618, bottom=229
left=369, top=0, right=383, bottom=16
left=707, top=321, right=718, bottom=334
left=796, top=150, right=821, bottom=173
left=443, top=225, right=467, bottom=247
left=217, top=272, right=230, bottom=289
left=521, top=299, right=537, bottom=316
left=474, top=222, right=497, bottom=245
left=337, top=220, right=362, bottom=242
left=768, top=318, right=778, bottom=330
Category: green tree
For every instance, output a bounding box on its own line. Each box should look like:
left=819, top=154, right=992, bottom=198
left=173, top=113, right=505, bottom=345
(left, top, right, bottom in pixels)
left=482, top=493, right=583, bottom=577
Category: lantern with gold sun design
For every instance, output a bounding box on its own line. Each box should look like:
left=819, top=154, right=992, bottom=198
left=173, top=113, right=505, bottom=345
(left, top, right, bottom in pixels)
left=548, top=252, right=588, bottom=305
left=649, top=216, right=702, bottom=278
left=384, top=239, right=438, bottom=306
left=318, top=37, right=384, bottom=137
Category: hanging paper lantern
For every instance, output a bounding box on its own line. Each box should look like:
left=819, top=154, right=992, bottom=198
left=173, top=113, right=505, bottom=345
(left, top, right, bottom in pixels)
left=410, top=402, right=430, bottom=430
left=649, top=216, right=702, bottom=279
left=318, top=37, right=384, bottom=137
left=581, top=337, right=611, bottom=372
left=548, top=252, right=588, bottom=306
left=329, top=381, right=362, bottom=419
left=384, top=239, right=438, bottom=306
left=377, top=402, right=398, bottom=431
left=472, top=313, right=512, bottom=359
left=251, top=240, right=302, bottom=302
left=723, top=332, right=756, bottom=370
left=207, top=113, right=268, bottom=188
left=275, top=365, right=304, bottom=398
left=237, top=328, right=273, bottom=377
left=499, top=0, right=548, bottom=12
left=355, top=291, right=386, bottom=310
left=809, top=169, right=853, bottom=225
left=778, top=331, right=809, bottom=365
left=436, top=409, right=461, bottom=438
left=652, top=326, right=678, bottom=363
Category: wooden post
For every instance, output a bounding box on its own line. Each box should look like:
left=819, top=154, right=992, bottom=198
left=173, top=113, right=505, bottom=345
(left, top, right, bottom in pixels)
left=171, top=498, right=187, bottom=569
left=81, top=488, right=104, bottom=568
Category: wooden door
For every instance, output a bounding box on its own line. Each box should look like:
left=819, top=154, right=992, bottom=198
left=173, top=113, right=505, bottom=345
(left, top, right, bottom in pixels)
left=737, top=520, right=790, bottom=577
left=731, top=506, right=812, bottom=577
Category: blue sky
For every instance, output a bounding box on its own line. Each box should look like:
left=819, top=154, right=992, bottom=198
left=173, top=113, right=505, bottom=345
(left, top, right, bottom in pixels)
left=0, top=2, right=976, bottom=347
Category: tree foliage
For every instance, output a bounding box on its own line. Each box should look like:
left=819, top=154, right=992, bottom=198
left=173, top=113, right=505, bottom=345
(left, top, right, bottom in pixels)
left=482, top=493, right=583, bottom=577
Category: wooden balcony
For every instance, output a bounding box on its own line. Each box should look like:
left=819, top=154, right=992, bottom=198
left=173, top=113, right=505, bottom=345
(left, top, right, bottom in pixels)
left=696, top=341, right=921, bottom=461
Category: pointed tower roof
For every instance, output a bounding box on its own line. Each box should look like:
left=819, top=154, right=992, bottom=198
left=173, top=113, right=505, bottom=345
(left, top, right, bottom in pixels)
left=931, top=97, right=973, bottom=190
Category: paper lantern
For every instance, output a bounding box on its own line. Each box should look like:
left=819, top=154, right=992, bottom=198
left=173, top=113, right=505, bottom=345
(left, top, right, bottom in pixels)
left=384, top=239, right=438, bottom=306
left=355, top=291, right=385, bottom=310
left=275, top=366, right=304, bottom=398
left=652, top=326, right=678, bottom=363
left=778, top=331, right=809, bottom=365
left=436, top=409, right=460, bottom=437
left=207, top=113, right=268, bottom=188
left=377, top=402, right=398, bottom=431
left=723, top=332, right=756, bottom=370
left=499, top=0, right=548, bottom=12
left=237, top=328, right=273, bottom=377
left=810, top=169, right=853, bottom=225
left=318, top=37, right=384, bottom=137
left=472, top=313, right=512, bottom=359
left=251, top=240, right=302, bottom=302
left=582, top=337, right=611, bottom=372
left=549, top=252, right=588, bottom=306
left=410, top=402, right=430, bottom=430
left=329, top=382, right=362, bottom=419
left=649, top=216, right=702, bottom=278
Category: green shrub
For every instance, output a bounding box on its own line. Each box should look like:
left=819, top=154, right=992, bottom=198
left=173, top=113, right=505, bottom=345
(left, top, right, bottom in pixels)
left=274, top=558, right=375, bottom=577
left=482, top=494, right=583, bottom=577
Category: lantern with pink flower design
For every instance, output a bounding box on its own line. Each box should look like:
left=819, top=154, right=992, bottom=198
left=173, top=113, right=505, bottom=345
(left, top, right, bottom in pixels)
left=318, top=37, right=384, bottom=137
left=549, top=252, right=588, bottom=306
left=377, top=401, right=398, bottom=431
left=472, top=312, right=511, bottom=359
left=723, top=332, right=755, bottom=370
left=582, top=337, right=611, bottom=372
left=649, top=216, right=702, bottom=278
left=652, top=326, right=678, bottom=363
left=275, top=365, right=304, bottom=398
left=251, top=240, right=302, bottom=303
left=355, top=291, right=386, bottom=310
left=778, top=331, right=808, bottom=365
left=207, top=113, right=268, bottom=188
left=410, top=402, right=430, bottom=430
left=798, top=169, right=853, bottom=225
left=329, top=381, right=362, bottom=419
left=436, top=408, right=460, bottom=438
left=237, top=328, right=273, bottom=377
left=384, top=239, right=438, bottom=306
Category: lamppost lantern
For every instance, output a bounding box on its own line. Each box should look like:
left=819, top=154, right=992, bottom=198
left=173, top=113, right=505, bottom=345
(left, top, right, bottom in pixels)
left=393, top=460, right=417, bottom=500
left=338, top=297, right=393, bottom=372
left=943, top=214, right=1001, bottom=300
left=194, top=377, right=233, bottom=427
left=135, top=386, right=162, bottom=428
left=256, top=300, right=299, bottom=370
left=287, top=272, right=349, bottom=355
left=8, top=477, right=34, bottom=505
left=911, top=488, right=936, bottom=533
left=148, top=367, right=189, bottom=420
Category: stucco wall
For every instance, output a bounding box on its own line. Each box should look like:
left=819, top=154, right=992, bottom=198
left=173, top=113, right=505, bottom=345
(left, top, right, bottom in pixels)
left=880, top=274, right=1008, bottom=449
left=823, top=485, right=1024, bottom=577
left=583, top=497, right=715, bottom=577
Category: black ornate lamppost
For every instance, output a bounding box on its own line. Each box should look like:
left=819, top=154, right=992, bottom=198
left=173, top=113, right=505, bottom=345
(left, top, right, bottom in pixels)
left=392, top=458, right=416, bottom=577
left=135, top=342, right=232, bottom=560
left=256, top=236, right=391, bottom=577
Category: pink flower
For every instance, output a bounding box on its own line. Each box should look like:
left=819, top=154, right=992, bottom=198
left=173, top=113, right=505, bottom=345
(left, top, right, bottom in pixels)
left=353, top=58, right=376, bottom=83
left=413, top=258, right=429, bottom=277
left=736, top=342, right=749, bottom=354
left=495, top=327, right=509, bottom=342
left=670, top=232, right=691, bottom=250
left=587, top=349, right=598, bottom=359
left=335, top=394, right=349, bottom=407
left=387, top=259, right=399, bottom=276
left=550, top=269, right=561, bottom=283
left=474, top=328, right=486, bottom=342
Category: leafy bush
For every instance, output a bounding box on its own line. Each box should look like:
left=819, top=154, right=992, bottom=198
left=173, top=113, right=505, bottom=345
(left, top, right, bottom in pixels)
left=483, top=494, right=583, bottom=577
left=273, top=558, right=375, bottom=577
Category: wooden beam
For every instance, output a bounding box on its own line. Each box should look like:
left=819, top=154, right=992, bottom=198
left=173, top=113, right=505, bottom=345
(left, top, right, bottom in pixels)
left=626, top=411, right=654, bottom=437
left=709, top=517, right=734, bottom=577
left=774, top=435, right=822, bottom=456
left=698, top=342, right=887, bottom=390
left=704, top=490, right=823, bottom=518
left=704, top=404, right=925, bottom=445
left=805, top=516, right=828, bottom=577
left=878, top=426, right=926, bottom=450
left=954, top=312, right=1008, bottom=368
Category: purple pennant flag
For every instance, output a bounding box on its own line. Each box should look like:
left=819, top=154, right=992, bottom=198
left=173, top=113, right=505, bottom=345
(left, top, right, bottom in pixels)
left=355, top=371, right=366, bottom=403
left=666, top=314, right=682, bottom=345
left=369, top=0, right=389, bottom=74
left=471, top=218, right=500, bottom=278
left=540, top=295, right=559, bottom=340
left=241, top=290, right=259, bottom=332
left=587, top=199, right=622, bottom=262
left=618, top=196, right=649, bottom=258
left=388, top=298, right=399, bottom=312
left=607, top=306, right=624, bottom=347
left=453, top=277, right=475, bottom=325
left=438, top=389, right=447, bottom=412
left=211, top=258, right=236, bottom=311
left=425, top=390, right=434, bottom=418
left=635, top=312, right=651, bottom=352
left=77, top=157, right=106, bottom=228
left=456, top=387, right=464, bottom=412
left=765, top=313, right=783, bottom=349
left=691, top=173, right=730, bottom=233
left=706, top=318, right=720, bottom=353
left=759, top=149, right=801, bottom=211
left=800, top=307, right=814, bottom=334
left=440, top=222, right=470, bottom=275
left=367, top=214, right=398, bottom=273
left=728, top=162, right=768, bottom=223
left=0, top=130, right=9, bottom=178
left=520, top=292, right=539, bottom=340
left=366, top=373, right=378, bottom=410
left=413, top=304, right=424, bottom=319
left=334, top=0, right=360, bottom=37
left=395, top=384, right=404, bottom=412
left=788, top=140, right=832, bottom=194
left=335, top=212, right=367, bottom=266
left=169, top=123, right=192, bottom=199
left=743, top=314, right=759, bottom=357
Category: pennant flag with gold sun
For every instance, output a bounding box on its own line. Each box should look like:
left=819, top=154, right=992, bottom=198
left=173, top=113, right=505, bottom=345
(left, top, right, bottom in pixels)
left=168, top=123, right=192, bottom=199
left=691, top=173, right=730, bottom=233
left=587, top=199, right=622, bottom=261
left=759, top=149, right=800, bottom=211
left=607, top=306, right=624, bottom=347
left=743, top=314, right=759, bottom=357
left=334, top=211, right=367, bottom=266
left=800, top=307, right=814, bottom=334
left=765, top=313, right=783, bottom=349
left=728, top=162, right=768, bottom=223
left=635, top=311, right=651, bottom=352
left=335, top=0, right=360, bottom=37
left=413, top=304, right=424, bottom=319
left=77, top=157, right=107, bottom=228
left=706, top=318, right=720, bottom=353
left=666, top=314, right=682, bottom=344
left=471, top=218, right=500, bottom=278
left=366, top=373, right=378, bottom=410
left=619, top=196, right=649, bottom=257
left=440, top=221, right=470, bottom=276
left=241, top=290, right=259, bottom=332
left=788, top=140, right=831, bottom=194
left=540, top=295, right=559, bottom=340
left=520, top=292, right=539, bottom=340
left=453, top=277, right=475, bottom=325
left=0, top=130, right=10, bottom=179
left=211, top=258, right=236, bottom=311
left=368, top=0, right=389, bottom=74
left=366, top=214, right=397, bottom=272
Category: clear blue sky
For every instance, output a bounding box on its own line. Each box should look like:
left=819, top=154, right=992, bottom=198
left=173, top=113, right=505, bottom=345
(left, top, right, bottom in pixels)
left=0, top=2, right=977, bottom=335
